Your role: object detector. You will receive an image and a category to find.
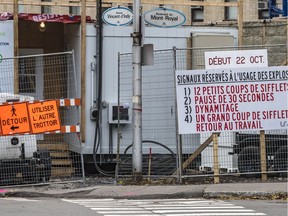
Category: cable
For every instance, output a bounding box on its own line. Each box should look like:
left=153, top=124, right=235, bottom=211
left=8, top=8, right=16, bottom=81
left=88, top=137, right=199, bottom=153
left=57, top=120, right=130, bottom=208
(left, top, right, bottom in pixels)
left=92, top=0, right=115, bottom=177
left=92, top=118, right=115, bottom=176
left=119, top=140, right=177, bottom=176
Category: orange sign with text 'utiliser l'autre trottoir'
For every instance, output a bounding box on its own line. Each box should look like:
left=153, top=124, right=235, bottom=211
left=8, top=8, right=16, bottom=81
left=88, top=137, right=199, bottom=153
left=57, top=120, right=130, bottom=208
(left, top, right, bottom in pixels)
left=0, top=102, right=31, bottom=135
left=27, top=100, right=61, bottom=134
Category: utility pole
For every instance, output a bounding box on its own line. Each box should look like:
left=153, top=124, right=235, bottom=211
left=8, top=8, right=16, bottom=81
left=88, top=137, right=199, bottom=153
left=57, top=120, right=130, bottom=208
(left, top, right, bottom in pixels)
left=132, top=0, right=143, bottom=182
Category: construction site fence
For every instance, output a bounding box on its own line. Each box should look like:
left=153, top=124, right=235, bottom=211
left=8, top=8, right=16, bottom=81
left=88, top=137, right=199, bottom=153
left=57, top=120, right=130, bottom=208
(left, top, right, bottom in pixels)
left=117, top=44, right=288, bottom=183
left=0, top=51, right=84, bottom=186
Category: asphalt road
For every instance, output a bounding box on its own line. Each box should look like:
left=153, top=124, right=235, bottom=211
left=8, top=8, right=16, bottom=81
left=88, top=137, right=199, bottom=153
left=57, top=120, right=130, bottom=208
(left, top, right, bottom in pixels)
left=0, top=197, right=287, bottom=216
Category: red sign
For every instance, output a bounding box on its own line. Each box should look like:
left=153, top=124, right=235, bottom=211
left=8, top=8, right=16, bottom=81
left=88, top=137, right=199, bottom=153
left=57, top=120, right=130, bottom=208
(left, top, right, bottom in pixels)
left=0, top=12, right=92, bottom=23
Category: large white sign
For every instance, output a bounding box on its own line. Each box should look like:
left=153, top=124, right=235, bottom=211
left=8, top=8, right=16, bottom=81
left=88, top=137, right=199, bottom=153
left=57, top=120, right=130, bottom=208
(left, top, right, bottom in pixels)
left=204, top=49, right=268, bottom=69
left=0, top=21, right=14, bottom=93
left=0, top=21, right=13, bottom=59
left=175, top=66, right=288, bottom=134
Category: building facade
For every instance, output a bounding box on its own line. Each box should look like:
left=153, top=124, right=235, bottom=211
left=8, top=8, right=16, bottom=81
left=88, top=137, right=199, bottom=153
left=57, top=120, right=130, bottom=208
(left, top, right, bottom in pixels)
left=0, top=0, right=285, bottom=25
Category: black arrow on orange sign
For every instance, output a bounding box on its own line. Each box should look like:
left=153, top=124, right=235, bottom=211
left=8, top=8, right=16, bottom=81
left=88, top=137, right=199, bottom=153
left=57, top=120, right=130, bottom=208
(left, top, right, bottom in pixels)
left=10, top=125, right=19, bottom=131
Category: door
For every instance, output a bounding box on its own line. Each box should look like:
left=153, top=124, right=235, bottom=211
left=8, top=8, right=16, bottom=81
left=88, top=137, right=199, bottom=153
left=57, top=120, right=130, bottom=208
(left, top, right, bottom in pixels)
left=19, top=49, right=44, bottom=100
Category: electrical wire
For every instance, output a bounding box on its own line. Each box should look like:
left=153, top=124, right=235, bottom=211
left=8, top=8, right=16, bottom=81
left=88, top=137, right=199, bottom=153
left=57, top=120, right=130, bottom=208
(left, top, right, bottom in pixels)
left=119, top=140, right=177, bottom=175
left=92, top=0, right=114, bottom=177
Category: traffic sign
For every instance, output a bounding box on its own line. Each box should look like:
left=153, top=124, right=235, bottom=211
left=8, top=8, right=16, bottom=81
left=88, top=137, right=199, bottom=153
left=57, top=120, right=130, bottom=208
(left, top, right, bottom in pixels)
left=0, top=102, right=31, bottom=135
left=27, top=100, right=61, bottom=134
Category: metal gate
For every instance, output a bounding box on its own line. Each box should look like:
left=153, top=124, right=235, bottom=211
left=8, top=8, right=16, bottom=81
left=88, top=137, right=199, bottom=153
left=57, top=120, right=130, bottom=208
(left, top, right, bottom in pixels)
left=117, top=44, right=287, bottom=183
left=0, top=51, right=84, bottom=186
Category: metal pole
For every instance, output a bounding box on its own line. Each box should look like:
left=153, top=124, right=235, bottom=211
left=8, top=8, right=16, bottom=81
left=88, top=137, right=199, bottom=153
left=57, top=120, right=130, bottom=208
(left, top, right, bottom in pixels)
left=132, top=0, right=143, bottom=182
left=173, top=47, right=182, bottom=184
left=283, top=0, right=288, bottom=17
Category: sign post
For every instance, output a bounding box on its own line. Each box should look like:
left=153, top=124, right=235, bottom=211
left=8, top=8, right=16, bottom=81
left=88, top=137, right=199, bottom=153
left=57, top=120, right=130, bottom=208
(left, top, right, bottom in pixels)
left=132, top=0, right=143, bottom=182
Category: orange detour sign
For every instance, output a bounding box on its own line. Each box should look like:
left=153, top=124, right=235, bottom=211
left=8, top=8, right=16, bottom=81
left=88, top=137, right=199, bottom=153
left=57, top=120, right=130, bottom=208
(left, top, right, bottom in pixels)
left=0, top=102, right=31, bottom=135
left=28, top=100, right=61, bottom=134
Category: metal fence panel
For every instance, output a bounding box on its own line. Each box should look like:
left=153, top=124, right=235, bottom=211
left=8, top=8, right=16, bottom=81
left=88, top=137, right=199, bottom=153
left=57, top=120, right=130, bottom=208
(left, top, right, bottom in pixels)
left=118, top=50, right=179, bottom=177
left=0, top=52, right=83, bottom=186
left=175, top=44, right=288, bottom=180
left=117, top=44, right=287, bottom=182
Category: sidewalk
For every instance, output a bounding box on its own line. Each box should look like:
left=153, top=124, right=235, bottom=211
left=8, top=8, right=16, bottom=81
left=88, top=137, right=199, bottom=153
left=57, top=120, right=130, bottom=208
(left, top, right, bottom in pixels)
left=0, top=181, right=287, bottom=200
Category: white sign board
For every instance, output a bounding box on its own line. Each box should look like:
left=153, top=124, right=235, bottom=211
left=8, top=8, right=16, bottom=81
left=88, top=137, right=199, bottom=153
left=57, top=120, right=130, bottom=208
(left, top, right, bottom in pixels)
left=175, top=66, right=288, bottom=134
left=0, top=21, right=13, bottom=59
left=102, top=7, right=133, bottom=26
left=144, top=8, right=186, bottom=28
left=0, top=21, right=14, bottom=93
left=204, top=49, right=268, bottom=69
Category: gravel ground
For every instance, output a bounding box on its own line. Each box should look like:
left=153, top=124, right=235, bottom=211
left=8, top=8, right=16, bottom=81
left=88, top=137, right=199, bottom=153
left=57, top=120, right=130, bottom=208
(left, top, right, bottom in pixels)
left=1, top=173, right=287, bottom=191
left=39, top=174, right=288, bottom=191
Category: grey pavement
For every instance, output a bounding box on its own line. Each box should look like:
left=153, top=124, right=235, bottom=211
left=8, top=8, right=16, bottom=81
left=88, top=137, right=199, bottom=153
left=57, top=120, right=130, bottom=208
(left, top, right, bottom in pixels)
left=0, top=181, right=287, bottom=200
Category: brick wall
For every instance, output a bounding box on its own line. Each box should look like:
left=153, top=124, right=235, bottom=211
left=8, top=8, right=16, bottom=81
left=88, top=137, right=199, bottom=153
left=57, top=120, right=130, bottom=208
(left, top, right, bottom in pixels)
left=243, top=20, right=288, bottom=66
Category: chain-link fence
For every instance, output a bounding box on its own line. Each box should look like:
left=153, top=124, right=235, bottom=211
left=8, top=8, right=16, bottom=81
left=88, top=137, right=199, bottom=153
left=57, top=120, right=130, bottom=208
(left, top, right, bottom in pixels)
left=117, top=44, right=288, bottom=182
left=0, top=51, right=84, bottom=186
left=117, top=50, right=178, bottom=178
left=176, top=44, right=287, bottom=182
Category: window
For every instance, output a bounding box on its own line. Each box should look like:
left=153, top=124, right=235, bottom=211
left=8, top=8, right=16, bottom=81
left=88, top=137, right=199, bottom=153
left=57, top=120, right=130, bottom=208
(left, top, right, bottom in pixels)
left=18, top=49, right=44, bottom=100
left=127, top=3, right=133, bottom=11
left=258, top=0, right=269, bottom=19
left=191, top=8, right=204, bottom=22
left=19, top=58, right=37, bottom=94
left=191, top=0, right=204, bottom=22
left=69, top=6, right=80, bottom=15
left=225, top=0, right=238, bottom=21
left=41, top=0, right=52, bottom=14
left=18, top=5, right=24, bottom=13
left=101, top=6, right=110, bottom=15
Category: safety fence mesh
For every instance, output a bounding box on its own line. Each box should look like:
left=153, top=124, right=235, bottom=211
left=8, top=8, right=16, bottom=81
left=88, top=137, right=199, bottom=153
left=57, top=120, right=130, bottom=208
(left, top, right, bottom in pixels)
left=117, top=49, right=178, bottom=178
left=117, top=44, right=287, bottom=182
left=176, top=44, right=287, bottom=181
left=0, top=52, right=84, bottom=186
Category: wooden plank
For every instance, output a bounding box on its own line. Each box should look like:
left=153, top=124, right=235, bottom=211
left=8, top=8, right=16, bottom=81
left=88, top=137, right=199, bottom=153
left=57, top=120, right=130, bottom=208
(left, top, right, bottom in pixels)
left=281, top=58, right=288, bottom=66
left=260, top=130, right=267, bottom=181
left=80, top=0, right=86, bottom=142
left=182, top=132, right=220, bottom=170
left=237, top=0, right=244, bottom=46
left=213, top=133, right=220, bottom=184
left=51, top=167, right=75, bottom=177
left=166, top=133, right=220, bottom=183
left=13, top=0, right=19, bottom=94
left=50, top=152, right=70, bottom=158
left=52, top=159, right=73, bottom=166
left=37, top=143, right=69, bottom=151
left=103, top=0, right=239, bottom=7
left=1, top=0, right=239, bottom=7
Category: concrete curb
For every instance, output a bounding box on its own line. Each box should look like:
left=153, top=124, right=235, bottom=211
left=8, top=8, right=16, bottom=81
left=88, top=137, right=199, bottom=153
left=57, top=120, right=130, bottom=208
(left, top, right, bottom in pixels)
left=1, top=182, right=287, bottom=200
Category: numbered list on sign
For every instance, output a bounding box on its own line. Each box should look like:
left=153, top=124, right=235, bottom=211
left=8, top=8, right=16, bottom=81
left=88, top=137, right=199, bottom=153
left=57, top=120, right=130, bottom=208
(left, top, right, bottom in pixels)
left=176, top=66, right=288, bottom=134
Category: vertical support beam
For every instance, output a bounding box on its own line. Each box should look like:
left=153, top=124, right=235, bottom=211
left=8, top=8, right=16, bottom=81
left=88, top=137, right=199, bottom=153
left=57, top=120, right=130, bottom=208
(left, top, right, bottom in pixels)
left=173, top=46, right=182, bottom=184
left=186, top=36, right=192, bottom=70
left=81, top=0, right=87, bottom=142
left=213, top=133, right=220, bottom=184
left=13, top=0, right=19, bottom=94
left=284, top=0, right=288, bottom=17
left=260, top=130, right=267, bottom=181
left=177, top=135, right=183, bottom=184
left=237, top=0, right=244, bottom=46
left=132, top=0, right=143, bottom=182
